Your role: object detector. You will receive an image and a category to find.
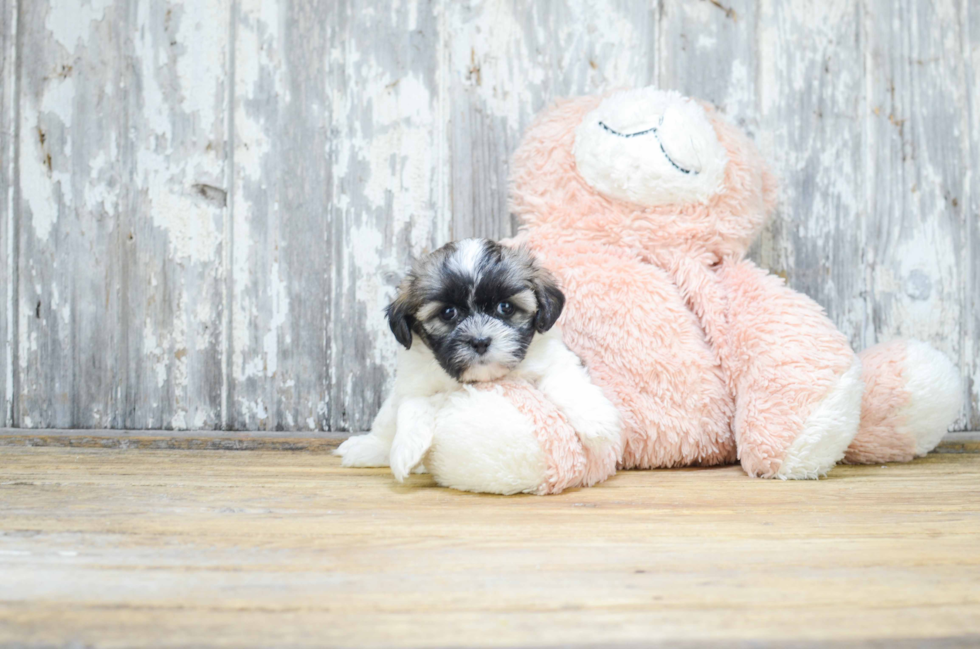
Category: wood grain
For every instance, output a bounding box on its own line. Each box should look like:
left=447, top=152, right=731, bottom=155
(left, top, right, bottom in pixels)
left=1, top=0, right=16, bottom=428
left=1, top=428, right=976, bottom=453
left=12, top=0, right=229, bottom=429
left=753, top=0, right=866, bottom=348
left=2, top=0, right=978, bottom=431
left=863, top=0, right=974, bottom=430
left=1, top=445, right=979, bottom=647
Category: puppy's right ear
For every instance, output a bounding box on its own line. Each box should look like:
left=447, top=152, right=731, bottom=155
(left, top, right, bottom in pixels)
left=385, top=293, right=414, bottom=349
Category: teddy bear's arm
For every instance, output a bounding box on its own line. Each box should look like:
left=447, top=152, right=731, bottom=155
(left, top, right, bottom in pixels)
left=522, top=330, right=622, bottom=455
left=718, top=259, right=862, bottom=480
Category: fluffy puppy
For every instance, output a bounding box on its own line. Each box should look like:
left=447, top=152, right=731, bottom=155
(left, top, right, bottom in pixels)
left=385, top=238, right=565, bottom=382
left=336, top=238, right=621, bottom=486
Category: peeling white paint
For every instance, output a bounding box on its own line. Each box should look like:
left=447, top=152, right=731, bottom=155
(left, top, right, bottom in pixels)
left=133, top=2, right=226, bottom=264
left=44, top=0, right=112, bottom=49
left=349, top=223, right=398, bottom=368
left=21, top=75, right=76, bottom=242
left=3, top=0, right=14, bottom=424
left=449, top=1, right=543, bottom=124
left=262, top=259, right=289, bottom=378
left=174, top=1, right=230, bottom=132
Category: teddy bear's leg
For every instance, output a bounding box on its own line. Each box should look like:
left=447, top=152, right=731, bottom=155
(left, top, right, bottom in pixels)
left=425, top=382, right=597, bottom=495
left=719, top=260, right=863, bottom=479
left=498, top=379, right=620, bottom=490
left=844, top=340, right=962, bottom=464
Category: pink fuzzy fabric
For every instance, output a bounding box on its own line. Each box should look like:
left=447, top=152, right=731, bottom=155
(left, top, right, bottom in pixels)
left=496, top=91, right=952, bottom=489
left=845, top=341, right=916, bottom=464
left=510, top=95, right=777, bottom=262
left=526, top=238, right=737, bottom=471
left=717, top=260, right=855, bottom=477
left=480, top=380, right=617, bottom=494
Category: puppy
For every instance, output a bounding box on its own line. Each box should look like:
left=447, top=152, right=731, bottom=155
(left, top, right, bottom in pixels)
left=336, top=238, right=621, bottom=483
left=386, top=238, right=566, bottom=382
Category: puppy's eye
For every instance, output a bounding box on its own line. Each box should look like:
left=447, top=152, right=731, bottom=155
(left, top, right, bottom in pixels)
left=495, top=301, right=514, bottom=317
left=439, top=306, right=458, bottom=322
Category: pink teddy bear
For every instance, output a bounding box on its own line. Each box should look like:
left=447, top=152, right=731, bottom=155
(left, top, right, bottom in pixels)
left=510, top=86, right=962, bottom=482
left=352, top=87, right=962, bottom=495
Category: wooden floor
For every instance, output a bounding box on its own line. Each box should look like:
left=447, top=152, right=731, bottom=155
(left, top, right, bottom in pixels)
left=2, top=437, right=980, bottom=648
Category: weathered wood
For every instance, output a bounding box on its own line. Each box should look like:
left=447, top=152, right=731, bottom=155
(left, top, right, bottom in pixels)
left=228, top=0, right=449, bottom=432
left=0, top=427, right=975, bottom=453
left=3, top=0, right=978, bottom=431
left=753, top=0, right=866, bottom=350
left=863, top=0, right=975, bottom=430
left=0, top=0, right=16, bottom=428
left=1, top=446, right=980, bottom=646
left=447, top=0, right=659, bottom=240
left=123, top=0, right=230, bottom=430
left=227, top=0, right=339, bottom=431
left=658, top=0, right=758, bottom=119
left=15, top=0, right=128, bottom=428
left=961, top=1, right=980, bottom=431
left=13, top=0, right=229, bottom=429
left=0, top=427, right=346, bottom=451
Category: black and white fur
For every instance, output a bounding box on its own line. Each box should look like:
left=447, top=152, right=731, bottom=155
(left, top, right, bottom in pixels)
left=385, top=238, right=565, bottom=382
left=336, top=239, right=622, bottom=493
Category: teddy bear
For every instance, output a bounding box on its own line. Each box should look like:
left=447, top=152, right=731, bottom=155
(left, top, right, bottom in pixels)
left=347, top=87, right=962, bottom=495
left=505, top=85, right=962, bottom=484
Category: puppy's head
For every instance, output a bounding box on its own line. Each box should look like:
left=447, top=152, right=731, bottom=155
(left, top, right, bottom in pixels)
left=386, top=239, right=565, bottom=382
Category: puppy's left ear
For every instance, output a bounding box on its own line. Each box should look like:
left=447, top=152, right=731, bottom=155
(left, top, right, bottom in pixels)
left=385, top=292, right=414, bottom=349
left=533, top=273, right=565, bottom=333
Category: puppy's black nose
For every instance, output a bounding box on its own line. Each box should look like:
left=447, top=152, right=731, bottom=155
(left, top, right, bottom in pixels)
left=469, top=337, right=492, bottom=355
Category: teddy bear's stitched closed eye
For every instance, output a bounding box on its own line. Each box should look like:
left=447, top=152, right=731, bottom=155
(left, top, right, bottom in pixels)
left=572, top=87, right=727, bottom=207
left=597, top=119, right=700, bottom=176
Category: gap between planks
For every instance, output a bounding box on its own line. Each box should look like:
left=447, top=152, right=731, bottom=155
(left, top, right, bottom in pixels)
left=0, top=428, right=977, bottom=454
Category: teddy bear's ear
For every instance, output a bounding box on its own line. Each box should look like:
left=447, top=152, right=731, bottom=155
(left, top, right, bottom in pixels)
left=385, top=292, right=415, bottom=350
left=532, top=273, right=565, bottom=333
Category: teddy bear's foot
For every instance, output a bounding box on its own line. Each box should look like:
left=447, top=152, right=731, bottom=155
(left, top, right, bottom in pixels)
left=424, top=380, right=613, bottom=496
left=425, top=386, right=551, bottom=495
left=844, top=340, right=962, bottom=464
left=771, top=358, right=864, bottom=480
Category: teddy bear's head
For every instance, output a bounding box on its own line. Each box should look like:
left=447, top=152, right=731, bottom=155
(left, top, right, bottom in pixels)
left=510, top=87, right=777, bottom=260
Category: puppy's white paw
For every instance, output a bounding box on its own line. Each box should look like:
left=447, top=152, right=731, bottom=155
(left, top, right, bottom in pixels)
left=390, top=433, right=432, bottom=482
left=390, top=398, right=437, bottom=482
left=334, top=434, right=390, bottom=467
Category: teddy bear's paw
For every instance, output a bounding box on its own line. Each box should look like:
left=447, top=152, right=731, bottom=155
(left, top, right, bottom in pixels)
left=426, top=388, right=549, bottom=495
left=901, top=340, right=962, bottom=457
left=569, top=402, right=623, bottom=457
left=774, top=359, right=864, bottom=480
left=335, top=433, right=390, bottom=468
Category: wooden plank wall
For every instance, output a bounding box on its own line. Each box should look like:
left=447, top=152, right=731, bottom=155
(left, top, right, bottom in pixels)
left=1, top=0, right=977, bottom=432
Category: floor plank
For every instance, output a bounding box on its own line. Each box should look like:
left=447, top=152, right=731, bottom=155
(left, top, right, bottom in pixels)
left=1, top=446, right=979, bottom=647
